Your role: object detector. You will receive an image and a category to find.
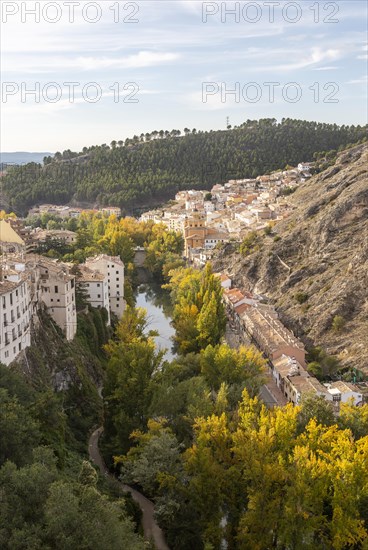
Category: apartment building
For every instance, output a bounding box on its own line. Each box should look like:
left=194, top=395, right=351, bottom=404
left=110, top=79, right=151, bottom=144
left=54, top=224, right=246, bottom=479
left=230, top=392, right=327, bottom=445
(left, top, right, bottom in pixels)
left=272, top=355, right=327, bottom=405
left=240, top=306, right=306, bottom=366
left=0, top=277, right=31, bottom=366
left=34, top=257, right=77, bottom=341
left=78, top=265, right=110, bottom=325
left=85, top=254, right=125, bottom=319
left=32, top=229, right=77, bottom=246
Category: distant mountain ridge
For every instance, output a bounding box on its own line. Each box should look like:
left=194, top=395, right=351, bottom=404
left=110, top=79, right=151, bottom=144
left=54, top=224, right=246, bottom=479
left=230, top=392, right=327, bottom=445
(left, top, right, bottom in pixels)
left=0, top=152, right=53, bottom=166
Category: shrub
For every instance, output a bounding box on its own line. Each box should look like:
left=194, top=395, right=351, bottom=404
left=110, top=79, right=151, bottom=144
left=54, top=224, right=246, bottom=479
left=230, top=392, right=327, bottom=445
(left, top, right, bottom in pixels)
left=295, top=292, right=308, bottom=304
left=332, top=315, right=345, bottom=332
left=264, top=225, right=273, bottom=236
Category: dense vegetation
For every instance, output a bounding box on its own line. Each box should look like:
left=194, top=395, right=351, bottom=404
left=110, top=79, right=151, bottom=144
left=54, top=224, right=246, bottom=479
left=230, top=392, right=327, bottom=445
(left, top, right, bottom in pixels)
left=0, top=321, right=145, bottom=549
left=101, top=304, right=368, bottom=550
left=166, top=263, right=227, bottom=354
left=1, top=216, right=368, bottom=548
left=3, top=119, right=367, bottom=215
left=26, top=211, right=183, bottom=282
left=99, top=255, right=368, bottom=549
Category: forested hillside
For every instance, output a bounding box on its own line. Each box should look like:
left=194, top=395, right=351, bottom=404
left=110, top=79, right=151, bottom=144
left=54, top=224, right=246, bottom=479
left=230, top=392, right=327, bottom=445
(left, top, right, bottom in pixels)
left=3, top=119, right=367, bottom=215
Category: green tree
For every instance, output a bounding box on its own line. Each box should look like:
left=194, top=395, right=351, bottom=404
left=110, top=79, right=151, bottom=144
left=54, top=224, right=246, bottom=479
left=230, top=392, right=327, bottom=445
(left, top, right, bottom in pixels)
left=0, top=388, right=40, bottom=467
left=298, top=393, right=335, bottom=432
left=102, top=307, right=164, bottom=457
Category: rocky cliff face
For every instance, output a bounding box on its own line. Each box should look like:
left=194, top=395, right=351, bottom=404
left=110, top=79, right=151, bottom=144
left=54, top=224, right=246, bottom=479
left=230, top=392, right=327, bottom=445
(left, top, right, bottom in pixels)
left=214, top=144, right=368, bottom=374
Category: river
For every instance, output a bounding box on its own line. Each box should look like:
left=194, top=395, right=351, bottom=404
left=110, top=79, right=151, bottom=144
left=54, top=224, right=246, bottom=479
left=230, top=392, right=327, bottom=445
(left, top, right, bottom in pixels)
left=135, top=283, right=176, bottom=361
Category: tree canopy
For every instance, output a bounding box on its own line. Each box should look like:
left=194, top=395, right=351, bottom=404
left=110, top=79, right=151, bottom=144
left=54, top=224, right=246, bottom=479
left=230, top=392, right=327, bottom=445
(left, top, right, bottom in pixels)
left=4, top=119, right=367, bottom=215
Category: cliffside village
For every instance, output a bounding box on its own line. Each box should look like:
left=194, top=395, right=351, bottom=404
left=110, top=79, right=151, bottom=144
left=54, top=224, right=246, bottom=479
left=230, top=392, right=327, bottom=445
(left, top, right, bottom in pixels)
left=0, top=160, right=365, bottom=409
left=140, top=163, right=313, bottom=262
left=0, top=219, right=125, bottom=366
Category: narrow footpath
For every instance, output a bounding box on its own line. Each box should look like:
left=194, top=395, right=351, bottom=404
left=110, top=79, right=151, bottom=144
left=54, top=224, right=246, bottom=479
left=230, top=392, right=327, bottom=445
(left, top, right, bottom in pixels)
left=89, top=427, right=170, bottom=550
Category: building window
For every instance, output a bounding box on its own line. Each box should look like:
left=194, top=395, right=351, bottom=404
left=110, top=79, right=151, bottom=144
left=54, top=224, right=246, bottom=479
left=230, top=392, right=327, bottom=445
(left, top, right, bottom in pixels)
left=116, top=271, right=119, bottom=274
left=10, top=293, right=13, bottom=305
left=54, top=286, right=58, bottom=293
left=97, top=283, right=100, bottom=287
left=97, top=294, right=101, bottom=298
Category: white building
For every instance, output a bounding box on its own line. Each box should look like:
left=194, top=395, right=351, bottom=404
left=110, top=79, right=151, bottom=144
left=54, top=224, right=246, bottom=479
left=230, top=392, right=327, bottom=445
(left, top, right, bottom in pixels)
left=34, top=258, right=77, bottom=341
left=78, top=266, right=110, bottom=325
left=214, top=273, right=232, bottom=289
left=204, top=231, right=228, bottom=249
left=0, top=277, right=31, bottom=366
left=85, top=254, right=125, bottom=319
left=203, top=201, right=215, bottom=212
left=100, top=207, right=121, bottom=217
left=32, top=229, right=77, bottom=245
left=325, top=381, right=363, bottom=406
left=162, top=212, right=185, bottom=233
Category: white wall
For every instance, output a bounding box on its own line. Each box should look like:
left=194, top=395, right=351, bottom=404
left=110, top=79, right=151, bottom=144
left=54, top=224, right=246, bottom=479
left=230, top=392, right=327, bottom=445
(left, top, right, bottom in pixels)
left=83, top=279, right=110, bottom=325
left=0, top=280, right=31, bottom=365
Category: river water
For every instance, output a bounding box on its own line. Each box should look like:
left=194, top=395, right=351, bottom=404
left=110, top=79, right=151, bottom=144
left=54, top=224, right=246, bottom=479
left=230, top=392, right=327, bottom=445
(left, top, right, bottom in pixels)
left=135, top=284, right=176, bottom=361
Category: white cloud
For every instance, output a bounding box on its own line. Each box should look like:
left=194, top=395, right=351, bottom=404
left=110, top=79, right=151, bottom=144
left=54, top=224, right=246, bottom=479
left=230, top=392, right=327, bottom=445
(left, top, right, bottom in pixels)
left=270, top=47, right=342, bottom=72
left=313, top=66, right=340, bottom=71
left=346, top=76, right=368, bottom=85
left=3, top=51, right=180, bottom=73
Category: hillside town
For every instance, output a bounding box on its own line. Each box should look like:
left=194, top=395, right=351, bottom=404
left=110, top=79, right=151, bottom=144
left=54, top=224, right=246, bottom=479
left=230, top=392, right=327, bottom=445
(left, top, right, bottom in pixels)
left=0, top=219, right=125, bottom=366
left=1, top=159, right=366, bottom=410
left=141, top=163, right=313, bottom=262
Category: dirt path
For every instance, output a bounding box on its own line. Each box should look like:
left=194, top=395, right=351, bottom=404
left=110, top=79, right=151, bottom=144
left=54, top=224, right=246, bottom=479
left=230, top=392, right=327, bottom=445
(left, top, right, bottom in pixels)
left=89, top=427, right=170, bottom=550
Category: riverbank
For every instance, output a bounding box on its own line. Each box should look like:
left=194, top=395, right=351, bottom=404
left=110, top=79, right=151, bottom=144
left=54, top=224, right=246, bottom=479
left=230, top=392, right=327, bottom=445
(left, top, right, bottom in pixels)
left=135, top=283, right=176, bottom=361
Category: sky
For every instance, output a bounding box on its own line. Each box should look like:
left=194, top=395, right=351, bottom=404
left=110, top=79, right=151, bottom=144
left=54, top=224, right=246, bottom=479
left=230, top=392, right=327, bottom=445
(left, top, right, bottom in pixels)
left=1, top=0, right=367, bottom=152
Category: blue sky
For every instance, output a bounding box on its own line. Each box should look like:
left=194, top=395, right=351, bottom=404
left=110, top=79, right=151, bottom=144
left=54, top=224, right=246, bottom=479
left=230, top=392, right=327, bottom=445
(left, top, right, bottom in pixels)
left=1, top=0, right=367, bottom=152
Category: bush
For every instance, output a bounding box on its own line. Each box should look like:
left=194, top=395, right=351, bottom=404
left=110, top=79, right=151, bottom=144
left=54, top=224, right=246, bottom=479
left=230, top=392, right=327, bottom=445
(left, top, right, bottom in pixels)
left=332, top=315, right=345, bottom=332
left=295, top=292, right=308, bottom=304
